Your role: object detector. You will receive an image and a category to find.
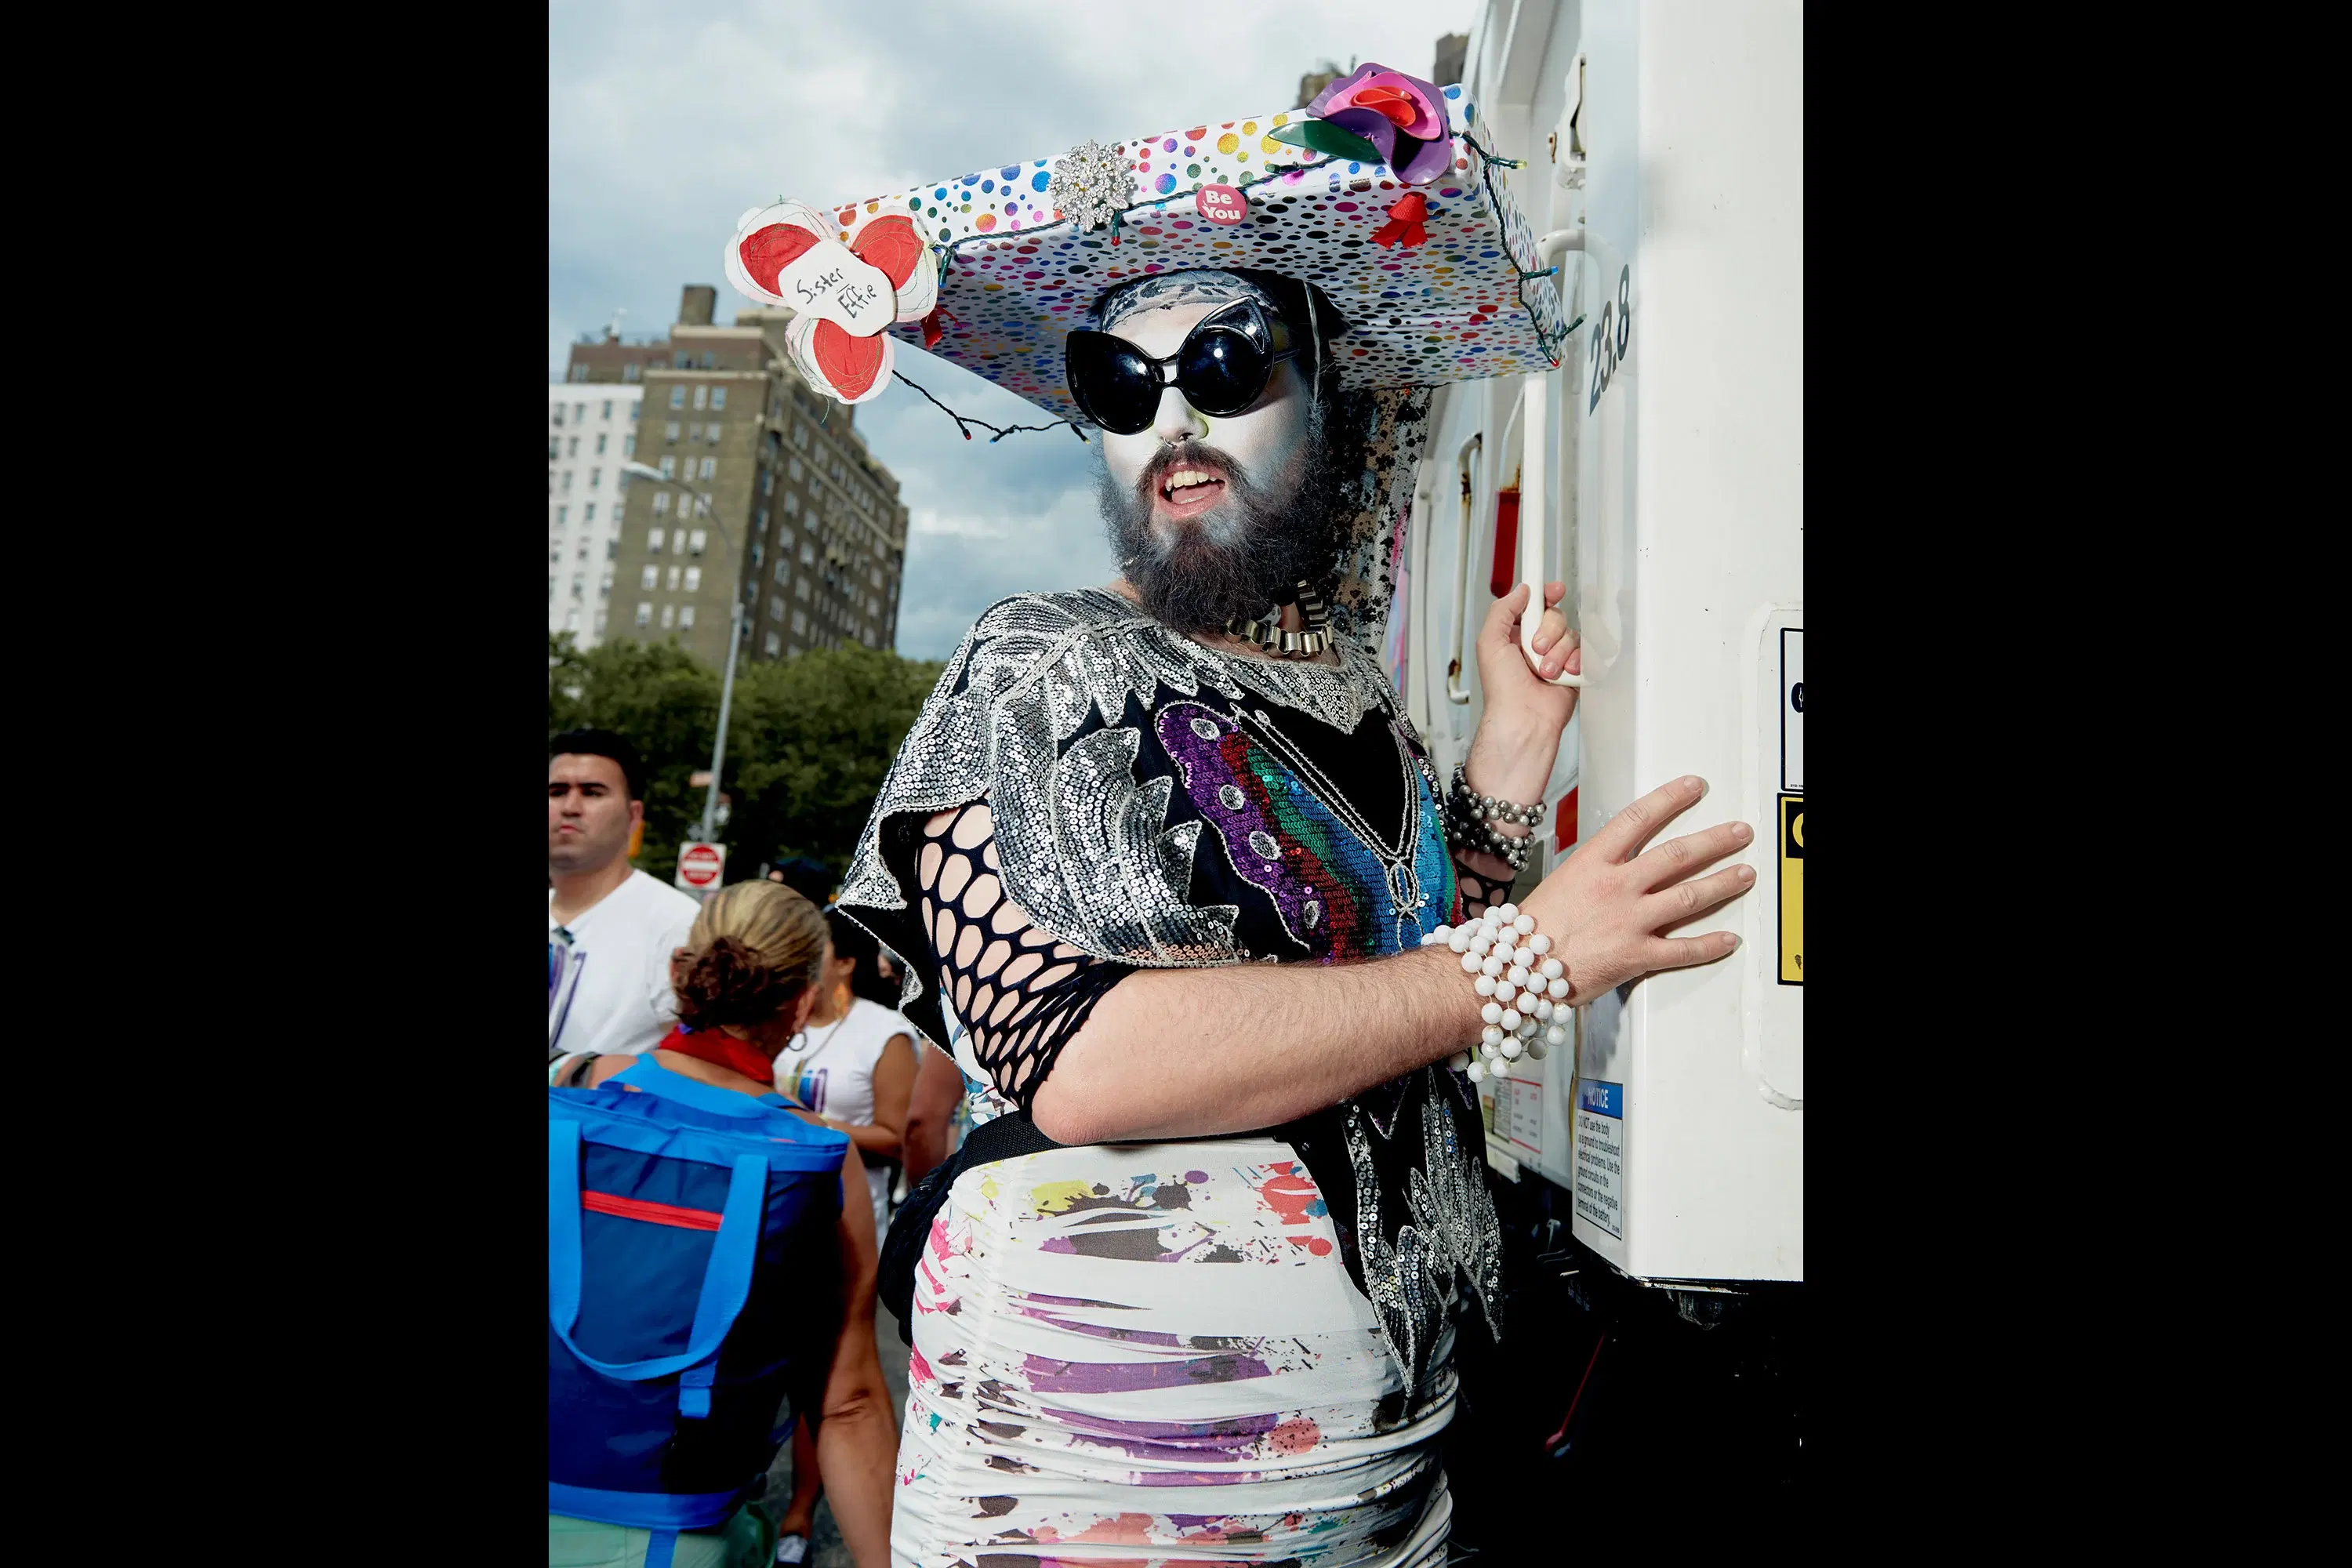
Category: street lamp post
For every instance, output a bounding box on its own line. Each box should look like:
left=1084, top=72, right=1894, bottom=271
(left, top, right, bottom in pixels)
left=622, top=461, right=746, bottom=850
left=700, top=595, right=744, bottom=845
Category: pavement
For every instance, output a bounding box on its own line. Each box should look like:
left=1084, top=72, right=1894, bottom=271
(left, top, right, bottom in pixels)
left=759, top=1308, right=914, bottom=1567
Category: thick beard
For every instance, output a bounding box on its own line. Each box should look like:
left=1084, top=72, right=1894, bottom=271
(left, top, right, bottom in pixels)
left=1097, top=399, right=1351, bottom=636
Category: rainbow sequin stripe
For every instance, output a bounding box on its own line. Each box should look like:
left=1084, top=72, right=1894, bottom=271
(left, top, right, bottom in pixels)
left=1156, top=702, right=1453, bottom=960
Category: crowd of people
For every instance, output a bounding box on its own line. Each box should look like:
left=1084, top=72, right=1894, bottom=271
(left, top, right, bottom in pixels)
left=550, top=728, right=960, bottom=1566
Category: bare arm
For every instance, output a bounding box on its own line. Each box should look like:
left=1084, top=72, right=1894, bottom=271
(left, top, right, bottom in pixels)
left=1453, top=581, right=1584, bottom=918
left=900, top=1041, right=964, bottom=1184
left=1036, top=943, right=1472, bottom=1144
left=827, top=1035, right=915, bottom=1160
left=812, top=1139, right=897, bottom=1568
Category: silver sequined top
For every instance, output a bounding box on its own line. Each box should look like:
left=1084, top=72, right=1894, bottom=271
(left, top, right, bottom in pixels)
left=840, top=587, right=1402, bottom=964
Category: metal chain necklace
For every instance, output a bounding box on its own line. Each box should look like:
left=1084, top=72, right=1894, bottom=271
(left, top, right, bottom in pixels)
left=1225, top=579, right=1333, bottom=659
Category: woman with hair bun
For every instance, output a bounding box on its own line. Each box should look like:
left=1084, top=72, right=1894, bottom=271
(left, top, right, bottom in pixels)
left=548, top=880, right=898, bottom=1568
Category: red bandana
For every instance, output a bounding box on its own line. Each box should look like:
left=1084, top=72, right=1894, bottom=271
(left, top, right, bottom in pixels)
left=653, top=1026, right=779, bottom=1087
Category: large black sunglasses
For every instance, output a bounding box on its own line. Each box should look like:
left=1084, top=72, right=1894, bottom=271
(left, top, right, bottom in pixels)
left=1064, top=299, right=1301, bottom=434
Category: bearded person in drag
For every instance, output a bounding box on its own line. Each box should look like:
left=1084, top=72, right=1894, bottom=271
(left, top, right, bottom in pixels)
left=728, top=64, right=1758, bottom=1567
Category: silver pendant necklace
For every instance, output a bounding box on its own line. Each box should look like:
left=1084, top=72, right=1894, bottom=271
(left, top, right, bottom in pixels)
left=788, top=991, right=855, bottom=1058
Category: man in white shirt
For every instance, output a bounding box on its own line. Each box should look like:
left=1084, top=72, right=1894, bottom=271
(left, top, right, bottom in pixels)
left=547, top=728, right=705, bottom=1060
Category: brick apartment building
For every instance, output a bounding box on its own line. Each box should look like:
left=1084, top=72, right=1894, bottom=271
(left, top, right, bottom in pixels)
left=561, top=286, right=909, bottom=669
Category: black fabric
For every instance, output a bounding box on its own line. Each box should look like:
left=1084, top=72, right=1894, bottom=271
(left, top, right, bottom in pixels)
left=877, top=1112, right=1065, bottom=1344
left=1224, top=267, right=1352, bottom=343
left=1454, top=861, right=1513, bottom=920
left=1278, top=1062, right=1494, bottom=1305
left=837, top=818, right=949, bottom=1054
left=909, top=804, right=1134, bottom=1115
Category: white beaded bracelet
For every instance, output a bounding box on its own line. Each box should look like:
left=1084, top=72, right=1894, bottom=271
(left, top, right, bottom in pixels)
left=1419, top=902, right=1570, bottom=1083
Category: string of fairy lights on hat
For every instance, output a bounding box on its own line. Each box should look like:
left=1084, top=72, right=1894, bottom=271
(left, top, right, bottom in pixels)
left=890, top=370, right=1090, bottom=444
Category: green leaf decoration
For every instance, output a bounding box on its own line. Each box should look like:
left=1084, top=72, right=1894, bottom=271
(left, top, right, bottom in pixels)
left=1267, top=119, right=1385, bottom=165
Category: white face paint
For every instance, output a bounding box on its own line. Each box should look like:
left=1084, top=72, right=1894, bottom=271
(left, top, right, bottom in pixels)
left=1099, top=301, right=1312, bottom=550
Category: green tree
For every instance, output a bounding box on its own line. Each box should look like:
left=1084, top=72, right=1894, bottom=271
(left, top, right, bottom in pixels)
left=548, top=632, right=943, bottom=891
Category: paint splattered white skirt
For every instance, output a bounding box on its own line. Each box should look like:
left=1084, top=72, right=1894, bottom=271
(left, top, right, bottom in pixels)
left=889, top=1138, right=1455, bottom=1567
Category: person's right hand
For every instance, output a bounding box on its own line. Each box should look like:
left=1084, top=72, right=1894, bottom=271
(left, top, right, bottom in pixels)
left=1516, top=775, right=1754, bottom=1004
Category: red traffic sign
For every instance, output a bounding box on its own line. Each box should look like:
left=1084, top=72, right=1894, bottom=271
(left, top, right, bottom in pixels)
left=676, top=842, right=727, bottom=891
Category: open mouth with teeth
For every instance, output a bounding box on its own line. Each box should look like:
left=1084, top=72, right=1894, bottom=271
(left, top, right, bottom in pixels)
left=1156, top=463, right=1230, bottom=518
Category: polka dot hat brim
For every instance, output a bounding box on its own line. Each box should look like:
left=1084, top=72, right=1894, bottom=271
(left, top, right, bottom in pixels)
left=734, top=84, right=1569, bottom=423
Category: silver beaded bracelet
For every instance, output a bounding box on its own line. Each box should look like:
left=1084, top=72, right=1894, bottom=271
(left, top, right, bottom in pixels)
left=1444, top=811, right=1532, bottom=872
left=1450, top=764, right=1548, bottom=827
left=1421, top=902, right=1571, bottom=1082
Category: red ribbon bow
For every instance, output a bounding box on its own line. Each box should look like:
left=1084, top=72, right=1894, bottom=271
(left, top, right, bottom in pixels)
left=1372, top=191, right=1430, bottom=250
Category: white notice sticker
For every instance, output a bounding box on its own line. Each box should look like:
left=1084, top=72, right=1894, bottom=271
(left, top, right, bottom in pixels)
left=1499, top=1073, right=1543, bottom=1160
left=1781, top=628, right=1803, bottom=793
left=1573, top=1079, right=1624, bottom=1239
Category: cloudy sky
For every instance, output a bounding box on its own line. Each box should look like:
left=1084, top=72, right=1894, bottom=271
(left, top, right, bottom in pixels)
left=550, top=0, right=1478, bottom=659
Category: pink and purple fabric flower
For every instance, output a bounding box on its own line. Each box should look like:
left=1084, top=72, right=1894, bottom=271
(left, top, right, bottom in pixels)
left=1308, top=64, right=1453, bottom=186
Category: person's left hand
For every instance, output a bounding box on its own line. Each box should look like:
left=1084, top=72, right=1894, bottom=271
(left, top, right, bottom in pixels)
left=1466, top=582, right=1581, bottom=804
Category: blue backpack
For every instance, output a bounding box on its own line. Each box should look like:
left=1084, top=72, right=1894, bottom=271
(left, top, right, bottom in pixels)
left=548, top=1055, right=851, bottom=1558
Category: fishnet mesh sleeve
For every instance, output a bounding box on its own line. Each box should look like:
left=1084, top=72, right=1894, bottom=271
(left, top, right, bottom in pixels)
left=913, top=800, right=1134, bottom=1117
left=1453, top=856, right=1514, bottom=923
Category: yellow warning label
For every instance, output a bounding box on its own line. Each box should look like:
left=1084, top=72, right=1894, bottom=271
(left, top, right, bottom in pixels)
left=1778, top=795, right=1803, bottom=985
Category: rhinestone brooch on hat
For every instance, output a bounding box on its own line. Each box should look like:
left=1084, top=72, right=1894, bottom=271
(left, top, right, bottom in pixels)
left=1048, top=139, right=1138, bottom=234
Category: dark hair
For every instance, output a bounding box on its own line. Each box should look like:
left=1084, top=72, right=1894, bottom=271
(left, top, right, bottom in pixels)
left=549, top=728, right=644, bottom=801
left=1225, top=267, right=1350, bottom=380
left=673, top=936, right=803, bottom=1031
left=823, top=907, right=902, bottom=1007
left=769, top=855, right=836, bottom=906
left=1276, top=281, right=1352, bottom=416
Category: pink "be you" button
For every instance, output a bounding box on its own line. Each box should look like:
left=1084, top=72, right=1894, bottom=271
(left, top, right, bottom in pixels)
left=1194, top=184, right=1247, bottom=225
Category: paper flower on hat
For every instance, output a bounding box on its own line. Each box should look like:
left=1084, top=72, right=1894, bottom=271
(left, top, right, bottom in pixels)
left=1305, top=64, right=1453, bottom=186
left=1046, top=139, right=1136, bottom=234
left=724, top=200, right=939, bottom=403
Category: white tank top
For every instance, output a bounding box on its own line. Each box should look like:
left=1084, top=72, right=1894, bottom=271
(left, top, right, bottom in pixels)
left=775, top=997, right=916, bottom=1222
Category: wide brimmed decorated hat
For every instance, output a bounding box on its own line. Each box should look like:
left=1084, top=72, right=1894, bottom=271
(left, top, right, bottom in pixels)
left=726, top=64, right=1568, bottom=420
